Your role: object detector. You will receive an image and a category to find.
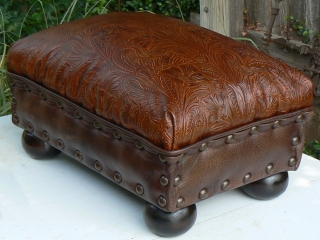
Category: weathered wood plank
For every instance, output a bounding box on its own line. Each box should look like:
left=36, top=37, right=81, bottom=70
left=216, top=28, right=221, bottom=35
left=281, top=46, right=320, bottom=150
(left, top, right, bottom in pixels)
left=200, top=0, right=244, bottom=37
left=245, top=0, right=319, bottom=39
left=306, top=0, right=320, bottom=40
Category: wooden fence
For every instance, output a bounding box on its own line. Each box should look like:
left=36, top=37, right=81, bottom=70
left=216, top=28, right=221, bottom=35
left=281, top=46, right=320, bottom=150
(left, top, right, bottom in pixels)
left=199, top=0, right=320, bottom=40
left=245, top=0, right=320, bottom=38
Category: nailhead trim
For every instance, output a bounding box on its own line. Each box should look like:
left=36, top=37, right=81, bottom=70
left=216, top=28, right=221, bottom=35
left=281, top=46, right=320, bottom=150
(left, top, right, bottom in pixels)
left=243, top=173, right=252, bottom=184
left=94, top=121, right=101, bottom=129
left=40, top=92, right=46, bottom=100
left=174, top=176, right=182, bottom=187
left=135, top=184, right=144, bottom=195
left=75, top=150, right=83, bottom=161
left=226, top=134, right=235, bottom=144
left=221, top=180, right=230, bottom=191
left=292, top=137, right=300, bottom=146
left=42, top=131, right=50, bottom=141
left=113, top=130, right=121, bottom=139
left=27, top=122, right=34, bottom=132
left=12, top=97, right=17, bottom=105
left=266, top=163, right=274, bottom=174
left=74, top=110, right=82, bottom=119
left=159, top=154, right=167, bottom=163
left=199, top=188, right=208, bottom=200
left=57, top=139, right=65, bottom=149
left=56, top=101, right=63, bottom=108
left=199, top=142, right=208, bottom=152
left=13, top=112, right=19, bottom=122
left=114, top=172, right=122, bottom=183
left=272, top=120, right=280, bottom=129
left=8, top=76, right=311, bottom=165
left=288, top=157, right=297, bottom=167
left=295, top=115, right=305, bottom=123
left=250, top=126, right=258, bottom=135
left=158, top=196, right=167, bottom=207
left=176, top=197, right=185, bottom=208
left=94, top=161, right=102, bottom=171
left=135, top=140, right=143, bottom=149
left=160, top=175, right=169, bottom=187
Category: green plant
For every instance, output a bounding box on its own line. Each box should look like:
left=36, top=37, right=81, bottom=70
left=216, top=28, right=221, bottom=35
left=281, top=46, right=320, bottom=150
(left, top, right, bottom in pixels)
left=0, top=7, right=11, bottom=116
left=304, top=140, right=320, bottom=159
left=0, top=0, right=200, bottom=116
left=286, top=15, right=314, bottom=44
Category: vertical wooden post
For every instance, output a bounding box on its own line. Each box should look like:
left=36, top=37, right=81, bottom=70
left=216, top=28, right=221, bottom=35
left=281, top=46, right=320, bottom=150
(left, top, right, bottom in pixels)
left=199, top=0, right=244, bottom=37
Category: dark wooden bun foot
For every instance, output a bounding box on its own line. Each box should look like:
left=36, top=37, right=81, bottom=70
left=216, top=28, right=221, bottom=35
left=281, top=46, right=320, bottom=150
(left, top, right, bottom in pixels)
left=242, top=171, right=289, bottom=200
left=21, top=130, right=61, bottom=159
left=143, top=203, right=197, bottom=237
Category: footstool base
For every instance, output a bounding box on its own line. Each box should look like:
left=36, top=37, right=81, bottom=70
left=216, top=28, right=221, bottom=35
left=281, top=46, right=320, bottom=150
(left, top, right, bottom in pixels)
left=9, top=73, right=312, bottom=213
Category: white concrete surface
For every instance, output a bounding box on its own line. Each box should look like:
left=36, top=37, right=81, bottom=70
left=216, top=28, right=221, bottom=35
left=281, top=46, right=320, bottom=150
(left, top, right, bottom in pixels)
left=1, top=114, right=320, bottom=240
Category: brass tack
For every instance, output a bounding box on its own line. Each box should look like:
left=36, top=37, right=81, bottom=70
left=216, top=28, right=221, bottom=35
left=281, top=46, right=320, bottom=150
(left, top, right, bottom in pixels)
left=74, top=110, right=82, bottom=119
left=174, top=176, right=182, bottom=187
left=13, top=112, right=19, bottom=122
left=243, top=173, right=252, bottom=184
left=42, top=131, right=50, bottom=141
left=12, top=97, right=17, bottom=105
left=226, top=134, right=235, bottom=144
left=135, top=184, right=144, bottom=195
left=288, top=157, right=297, bottom=167
left=75, top=150, right=83, bottom=161
left=56, top=101, right=63, bottom=108
left=295, top=115, right=305, bottom=123
left=250, top=126, right=258, bottom=135
left=160, top=175, right=169, bottom=187
left=272, top=120, right=280, bottom=129
left=9, top=80, right=15, bottom=86
left=27, top=122, right=34, bottom=132
left=266, top=163, right=274, bottom=174
left=221, top=180, right=230, bottom=191
left=94, top=161, right=102, bottom=171
left=199, top=142, right=208, bottom=152
left=40, top=92, right=46, bottom=100
left=93, top=121, right=101, bottom=129
left=24, top=84, right=30, bottom=91
left=113, top=130, right=121, bottom=139
left=57, top=139, right=65, bottom=149
left=159, top=154, right=167, bottom=163
left=199, top=188, right=208, bottom=200
left=176, top=197, right=185, bottom=208
left=114, top=172, right=122, bottom=183
left=292, top=137, right=300, bottom=146
left=158, top=196, right=167, bottom=207
left=135, top=140, right=143, bottom=149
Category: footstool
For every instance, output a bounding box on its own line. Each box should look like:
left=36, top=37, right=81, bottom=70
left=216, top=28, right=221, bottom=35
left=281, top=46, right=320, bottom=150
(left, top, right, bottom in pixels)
left=7, top=12, right=313, bottom=237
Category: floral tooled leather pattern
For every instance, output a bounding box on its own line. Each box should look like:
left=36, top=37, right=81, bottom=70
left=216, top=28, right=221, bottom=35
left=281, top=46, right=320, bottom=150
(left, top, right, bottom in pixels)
left=6, top=12, right=313, bottom=150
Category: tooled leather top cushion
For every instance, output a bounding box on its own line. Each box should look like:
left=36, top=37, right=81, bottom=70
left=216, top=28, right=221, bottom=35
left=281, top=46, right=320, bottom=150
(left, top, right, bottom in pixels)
left=6, top=12, right=313, bottom=150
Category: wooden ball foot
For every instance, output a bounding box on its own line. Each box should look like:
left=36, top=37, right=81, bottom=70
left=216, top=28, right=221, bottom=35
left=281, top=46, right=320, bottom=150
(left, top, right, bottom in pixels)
left=143, top=203, right=197, bottom=237
left=21, top=130, right=61, bottom=159
left=242, top=171, right=289, bottom=200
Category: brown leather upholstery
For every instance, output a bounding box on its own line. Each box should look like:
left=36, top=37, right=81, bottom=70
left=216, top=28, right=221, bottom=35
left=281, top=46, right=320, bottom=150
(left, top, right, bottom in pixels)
left=6, top=12, right=313, bottom=151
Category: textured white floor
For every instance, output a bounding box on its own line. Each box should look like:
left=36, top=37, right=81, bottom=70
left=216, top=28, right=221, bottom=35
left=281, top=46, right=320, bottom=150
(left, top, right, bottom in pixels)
left=1, top=114, right=320, bottom=240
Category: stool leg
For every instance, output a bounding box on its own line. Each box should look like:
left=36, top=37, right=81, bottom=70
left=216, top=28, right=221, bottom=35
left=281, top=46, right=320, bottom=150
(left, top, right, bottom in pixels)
left=143, top=203, right=197, bottom=237
left=21, top=130, right=61, bottom=159
left=242, top=171, right=289, bottom=200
